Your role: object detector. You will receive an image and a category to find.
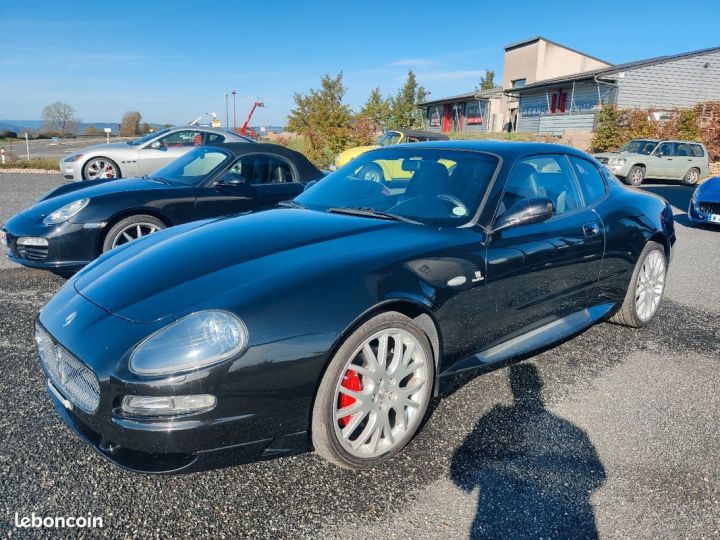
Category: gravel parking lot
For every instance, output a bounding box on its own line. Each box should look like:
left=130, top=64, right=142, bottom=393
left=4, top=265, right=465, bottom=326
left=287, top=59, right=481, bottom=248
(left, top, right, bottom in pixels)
left=0, top=172, right=718, bottom=539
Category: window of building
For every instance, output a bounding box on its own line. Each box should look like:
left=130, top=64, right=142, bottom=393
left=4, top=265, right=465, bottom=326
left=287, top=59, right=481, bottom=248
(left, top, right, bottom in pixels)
left=549, top=89, right=568, bottom=114
left=512, top=79, right=526, bottom=88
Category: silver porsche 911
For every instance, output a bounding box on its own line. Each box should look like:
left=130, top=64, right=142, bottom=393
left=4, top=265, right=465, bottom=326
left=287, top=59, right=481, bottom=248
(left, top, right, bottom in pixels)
left=59, top=126, right=253, bottom=181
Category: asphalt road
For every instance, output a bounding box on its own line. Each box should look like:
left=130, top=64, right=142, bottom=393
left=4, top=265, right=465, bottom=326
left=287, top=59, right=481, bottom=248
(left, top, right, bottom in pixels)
left=0, top=173, right=718, bottom=539
left=0, top=137, right=131, bottom=161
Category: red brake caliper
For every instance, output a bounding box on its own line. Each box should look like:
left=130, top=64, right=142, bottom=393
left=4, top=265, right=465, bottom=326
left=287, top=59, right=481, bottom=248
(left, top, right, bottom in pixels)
left=338, top=369, right=362, bottom=427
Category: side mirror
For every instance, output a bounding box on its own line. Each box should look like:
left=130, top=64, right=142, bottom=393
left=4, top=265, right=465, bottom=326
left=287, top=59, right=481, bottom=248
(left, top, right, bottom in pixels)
left=150, top=140, right=163, bottom=150
left=220, top=174, right=247, bottom=186
left=303, top=180, right=318, bottom=191
left=493, top=197, right=554, bottom=233
left=655, top=150, right=663, bottom=158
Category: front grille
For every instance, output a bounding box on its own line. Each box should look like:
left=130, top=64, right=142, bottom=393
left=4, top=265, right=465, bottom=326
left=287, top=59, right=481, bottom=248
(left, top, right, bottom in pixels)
left=596, top=157, right=609, bottom=164
left=35, top=325, right=100, bottom=414
left=698, top=202, right=720, bottom=215
left=17, top=245, right=49, bottom=261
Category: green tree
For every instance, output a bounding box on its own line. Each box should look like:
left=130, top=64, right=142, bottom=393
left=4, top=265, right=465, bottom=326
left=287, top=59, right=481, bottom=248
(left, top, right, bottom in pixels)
left=676, top=109, right=699, bottom=141
left=287, top=72, right=354, bottom=167
left=388, top=70, right=427, bottom=130
left=477, top=69, right=496, bottom=91
left=359, top=88, right=391, bottom=132
left=592, top=106, right=625, bottom=152
left=119, top=111, right=142, bottom=137
left=141, top=122, right=152, bottom=134
left=41, top=102, right=78, bottom=134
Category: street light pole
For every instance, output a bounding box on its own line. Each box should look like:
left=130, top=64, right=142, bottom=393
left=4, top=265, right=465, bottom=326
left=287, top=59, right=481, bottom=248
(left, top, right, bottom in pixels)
left=232, top=91, right=237, bottom=132
left=224, top=92, right=229, bottom=129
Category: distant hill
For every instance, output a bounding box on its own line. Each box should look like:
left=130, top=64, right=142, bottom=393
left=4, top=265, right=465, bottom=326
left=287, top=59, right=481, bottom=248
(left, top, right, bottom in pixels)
left=0, top=119, right=165, bottom=135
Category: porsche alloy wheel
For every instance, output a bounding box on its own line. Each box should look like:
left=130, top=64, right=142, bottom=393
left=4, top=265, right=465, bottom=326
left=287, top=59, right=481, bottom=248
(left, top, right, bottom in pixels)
left=102, top=214, right=166, bottom=252
left=312, top=312, right=434, bottom=469
left=83, top=157, right=120, bottom=180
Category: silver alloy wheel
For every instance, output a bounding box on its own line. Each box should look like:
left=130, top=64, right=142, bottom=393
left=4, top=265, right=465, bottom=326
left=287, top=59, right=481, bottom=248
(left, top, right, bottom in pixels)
left=634, top=249, right=666, bottom=322
left=630, top=168, right=644, bottom=184
left=85, top=158, right=118, bottom=180
left=686, top=169, right=699, bottom=184
left=111, top=222, right=161, bottom=248
left=332, top=328, right=429, bottom=458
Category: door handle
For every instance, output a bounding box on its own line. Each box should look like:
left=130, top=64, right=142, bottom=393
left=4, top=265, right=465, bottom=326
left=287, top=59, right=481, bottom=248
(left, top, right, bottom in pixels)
left=583, top=222, right=601, bottom=237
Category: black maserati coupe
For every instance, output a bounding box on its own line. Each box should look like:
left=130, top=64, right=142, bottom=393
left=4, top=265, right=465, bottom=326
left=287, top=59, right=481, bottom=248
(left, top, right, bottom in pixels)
left=35, top=141, right=675, bottom=473
left=1, top=143, right=323, bottom=275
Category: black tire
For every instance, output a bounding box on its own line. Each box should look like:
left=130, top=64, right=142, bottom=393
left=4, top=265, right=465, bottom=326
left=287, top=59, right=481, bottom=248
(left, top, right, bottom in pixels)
left=682, top=167, right=700, bottom=186
left=311, top=311, right=434, bottom=469
left=102, top=214, right=166, bottom=253
left=82, top=157, right=121, bottom=181
left=609, top=241, right=666, bottom=328
left=359, top=164, right=384, bottom=182
left=625, top=165, right=645, bottom=186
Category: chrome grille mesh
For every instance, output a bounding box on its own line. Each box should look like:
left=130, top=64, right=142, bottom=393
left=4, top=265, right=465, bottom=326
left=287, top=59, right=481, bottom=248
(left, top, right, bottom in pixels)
left=698, top=202, right=720, bottom=215
left=35, top=325, right=100, bottom=414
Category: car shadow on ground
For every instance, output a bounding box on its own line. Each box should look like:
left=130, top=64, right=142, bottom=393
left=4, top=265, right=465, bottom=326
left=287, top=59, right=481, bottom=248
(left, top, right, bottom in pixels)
left=449, top=364, right=605, bottom=539
left=640, top=181, right=693, bottom=213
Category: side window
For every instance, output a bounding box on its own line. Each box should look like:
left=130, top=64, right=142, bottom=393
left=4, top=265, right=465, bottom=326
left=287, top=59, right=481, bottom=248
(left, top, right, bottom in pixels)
left=657, top=142, right=675, bottom=156
left=675, top=143, right=690, bottom=157
left=205, top=133, right=226, bottom=145
left=499, top=155, right=582, bottom=218
left=221, top=154, right=295, bottom=185
left=161, top=130, right=203, bottom=147
left=569, top=156, right=606, bottom=205
left=690, top=144, right=705, bottom=157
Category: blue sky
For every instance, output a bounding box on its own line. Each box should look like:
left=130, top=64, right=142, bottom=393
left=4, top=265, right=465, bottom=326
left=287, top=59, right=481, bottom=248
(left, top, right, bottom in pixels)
left=1, top=0, right=718, bottom=126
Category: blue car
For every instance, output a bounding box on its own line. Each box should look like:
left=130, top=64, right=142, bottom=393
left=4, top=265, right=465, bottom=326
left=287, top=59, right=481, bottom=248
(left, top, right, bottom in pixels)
left=688, top=176, right=720, bottom=226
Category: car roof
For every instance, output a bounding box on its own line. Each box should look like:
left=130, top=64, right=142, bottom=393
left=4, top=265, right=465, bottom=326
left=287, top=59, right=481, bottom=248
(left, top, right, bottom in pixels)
left=215, top=142, right=323, bottom=177
left=389, top=129, right=449, bottom=140
left=630, top=138, right=705, bottom=145
left=384, top=139, right=592, bottom=159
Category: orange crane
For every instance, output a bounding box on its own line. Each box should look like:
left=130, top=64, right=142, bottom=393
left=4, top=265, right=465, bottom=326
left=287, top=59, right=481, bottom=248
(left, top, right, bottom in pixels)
left=239, top=100, right=264, bottom=138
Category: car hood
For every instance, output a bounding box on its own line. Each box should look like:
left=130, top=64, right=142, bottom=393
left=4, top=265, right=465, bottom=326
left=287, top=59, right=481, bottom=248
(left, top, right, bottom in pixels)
left=73, top=208, right=431, bottom=323
left=25, top=177, right=167, bottom=219
left=697, top=177, right=720, bottom=201
left=593, top=151, right=638, bottom=159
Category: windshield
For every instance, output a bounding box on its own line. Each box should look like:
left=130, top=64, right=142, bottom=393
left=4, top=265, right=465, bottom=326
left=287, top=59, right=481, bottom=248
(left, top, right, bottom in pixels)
left=128, top=128, right=172, bottom=146
left=149, top=147, right=232, bottom=186
left=377, top=131, right=402, bottom=146
left=620, top=140, right=657, bottom=155
left=295, top=148, right=499, bottom=227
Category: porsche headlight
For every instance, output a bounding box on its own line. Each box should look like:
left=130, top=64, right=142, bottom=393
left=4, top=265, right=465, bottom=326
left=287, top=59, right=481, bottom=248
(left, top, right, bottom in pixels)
left=130, top=310, right=247, bottom=376
left=609, top=158, right=627, bottom=166
left=43, top=198, right=90, bottom=225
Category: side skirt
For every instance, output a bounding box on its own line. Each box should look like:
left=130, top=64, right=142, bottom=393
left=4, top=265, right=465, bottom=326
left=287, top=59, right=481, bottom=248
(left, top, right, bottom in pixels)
left=438, top=302, right=615, bottom=386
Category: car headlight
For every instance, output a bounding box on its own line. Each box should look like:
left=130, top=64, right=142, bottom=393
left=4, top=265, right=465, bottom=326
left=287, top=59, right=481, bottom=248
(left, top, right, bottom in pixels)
left=43, top=198, right=90, bottom=225
left=130, top=310, right=248, bottom=376
left=62, top=153, right=84, bottom=163
left=609, top=158, right=627, bottom=166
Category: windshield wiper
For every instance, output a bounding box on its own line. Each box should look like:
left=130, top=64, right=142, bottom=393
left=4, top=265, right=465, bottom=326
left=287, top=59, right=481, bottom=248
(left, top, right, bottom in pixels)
left=278, top=200, right=306, bottom=209
left=326, top=207, right=421, bottom=225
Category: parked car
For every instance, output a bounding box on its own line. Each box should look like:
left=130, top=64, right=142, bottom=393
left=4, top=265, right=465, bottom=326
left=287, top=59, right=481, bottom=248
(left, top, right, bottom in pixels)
left=2, top=144, right=323, bottom=275
left=594, top=139, right=709, bottom=186
left=59, top=126, right=253, bottom=181
left=35, top=141, right=674, bottom=473
left=688, top=176, right=720, bottom=226
left=335, top=129, right=449, bottom=170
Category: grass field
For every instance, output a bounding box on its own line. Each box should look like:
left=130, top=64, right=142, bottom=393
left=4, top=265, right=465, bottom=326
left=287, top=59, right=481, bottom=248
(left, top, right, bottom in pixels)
left=0, top=158, right=60, bottom=170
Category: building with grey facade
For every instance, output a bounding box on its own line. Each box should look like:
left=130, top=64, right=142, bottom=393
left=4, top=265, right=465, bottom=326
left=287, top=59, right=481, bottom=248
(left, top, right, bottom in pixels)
left=420, top=37, right=720, bottom=137
left=512, top=46, right=720, bottom=135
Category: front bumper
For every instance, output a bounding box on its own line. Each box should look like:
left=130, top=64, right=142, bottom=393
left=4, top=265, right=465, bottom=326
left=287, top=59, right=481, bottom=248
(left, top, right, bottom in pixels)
left=59, top=157, right=83, bottom=181
left=688, top=199, right=720, bottom=225
left=2, top=219, right=102, bottom=273
left=36, top=285, right=327, bottom=473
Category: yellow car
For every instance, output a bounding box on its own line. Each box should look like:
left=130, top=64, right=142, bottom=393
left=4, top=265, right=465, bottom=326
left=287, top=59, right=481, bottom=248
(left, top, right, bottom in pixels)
left=336, top=129, right=449, bottom=181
